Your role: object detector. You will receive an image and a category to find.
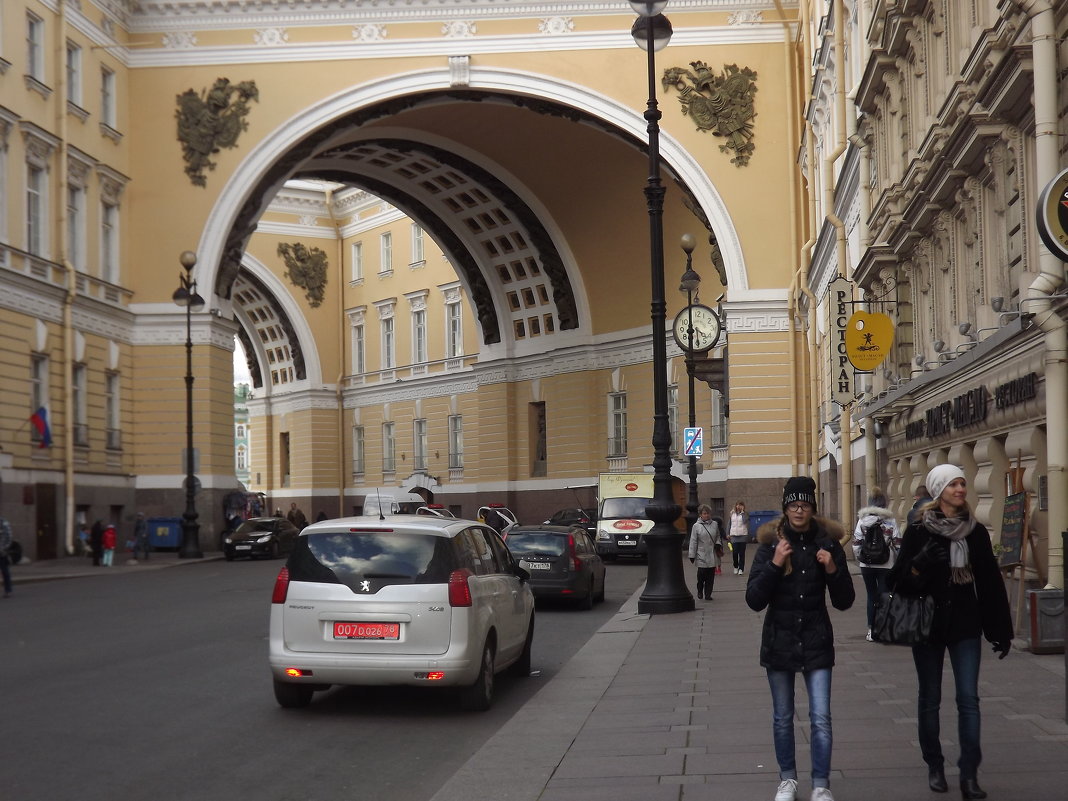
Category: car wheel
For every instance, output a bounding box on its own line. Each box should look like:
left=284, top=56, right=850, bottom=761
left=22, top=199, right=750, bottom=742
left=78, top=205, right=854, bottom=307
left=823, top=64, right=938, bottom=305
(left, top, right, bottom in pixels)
left=224, top=551, right=234, bottom=562
left=580, top=578, right=594, bottom=610
left=458, top=640, right=495, bottom=711
left=595, top=572, right=606, bottom=603
left=511, top=616, right=534, bottom=677
left=273, top=679, right=313, bottom=709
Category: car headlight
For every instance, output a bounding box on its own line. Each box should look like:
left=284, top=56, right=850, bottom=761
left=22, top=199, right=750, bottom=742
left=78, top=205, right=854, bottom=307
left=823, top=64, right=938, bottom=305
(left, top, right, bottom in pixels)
left=223, top=537, right=232, bottom=544
left=596, top=531, right=610, bottom=541
left=256, top=534, right=272, bottom=543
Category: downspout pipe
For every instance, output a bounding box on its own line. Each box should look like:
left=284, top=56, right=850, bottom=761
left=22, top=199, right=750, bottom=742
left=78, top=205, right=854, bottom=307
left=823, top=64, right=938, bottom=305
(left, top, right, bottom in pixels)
left=325, top=188, right=346, bottom=518
left=1015, top=0, right=1065, bottom=590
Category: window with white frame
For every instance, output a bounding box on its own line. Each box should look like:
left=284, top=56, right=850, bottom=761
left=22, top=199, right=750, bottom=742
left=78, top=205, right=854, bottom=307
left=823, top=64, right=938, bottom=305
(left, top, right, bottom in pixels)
left=72, top=363, right=88, bottom=446
left=67, top=184, right=85, bottom=270
left=379, top=231, right=392, bottom=274
left=351, top=321, right=366, bottom=375
left=446, top=300, right=462, bottom=359
left=100, top=66, right=116, bottom=128
left=381, top=316, right=395, bottom=369
left=100, top=201, right=118, bottom=283
left=410, top=223, right=424, bottom=266
left=352, top=425, right=365, bottom=475
left=413, top=419, right=428, bottom=470
left=382, top=422, right=395, bottom=473
left=27, top=13, right=45, bottom=82
left=710, top=388, right=729, bottom=447
left=64, top=42, right=80, bottom=106
left=236, top=447, right=247, bottom=471
left=350, top=241, right=363, bottom=282
left=26, top=164, right=46, bottom=255
left=236, top=424, right=246, bottom=438
left=609, top=392, right=627, bottom=457
left=30, top=355, right=49, bottom=444
left=448, top=414, right=463, bottom=469
left=412, top=308, right=427, bottom=364
left=105, top=371, right=120, bottom=450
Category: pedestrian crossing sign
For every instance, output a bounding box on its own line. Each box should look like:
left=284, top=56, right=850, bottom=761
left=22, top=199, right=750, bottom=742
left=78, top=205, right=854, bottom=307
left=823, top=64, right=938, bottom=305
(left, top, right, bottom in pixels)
left=684, top=427, right=703, bottom=457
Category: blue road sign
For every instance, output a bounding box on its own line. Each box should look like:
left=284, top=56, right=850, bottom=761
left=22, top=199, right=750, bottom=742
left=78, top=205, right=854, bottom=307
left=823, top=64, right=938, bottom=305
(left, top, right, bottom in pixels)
left=684, top=427, right=703, bottom=457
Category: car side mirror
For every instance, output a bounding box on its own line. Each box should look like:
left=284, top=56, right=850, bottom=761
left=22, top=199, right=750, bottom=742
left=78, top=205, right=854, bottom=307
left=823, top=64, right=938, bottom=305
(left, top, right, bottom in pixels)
left=513, top=564, right=530, bottom=583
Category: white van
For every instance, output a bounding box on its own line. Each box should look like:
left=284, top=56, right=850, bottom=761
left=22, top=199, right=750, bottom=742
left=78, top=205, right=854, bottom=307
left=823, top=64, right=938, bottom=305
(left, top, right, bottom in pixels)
left=359, top=489, right=425, bottom=517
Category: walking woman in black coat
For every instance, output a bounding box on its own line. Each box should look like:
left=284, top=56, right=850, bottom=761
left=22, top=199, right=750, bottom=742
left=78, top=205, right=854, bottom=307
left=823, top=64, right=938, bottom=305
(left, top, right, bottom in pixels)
left=89, top=519, right=105, bottom=567
left=888, top=465, right=1013, bottom=800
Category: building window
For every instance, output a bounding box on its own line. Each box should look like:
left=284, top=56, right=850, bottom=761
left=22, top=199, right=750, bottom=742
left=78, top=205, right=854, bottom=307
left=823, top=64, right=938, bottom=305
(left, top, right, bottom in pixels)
left=26, top=164, right=46, bottom=255
left=379, top=231, right=392, bottom=274
left=382, top=422, right=395, bottom=473
left=66, top=42, right=82, bottom=106
left=412, top=308, right=427, bottom=364
left=105, top=371, right=121, bottom=450
left=351, top=322, right=366, bottom=375
left=410, top=223, right=424, bottom=266
left=351, top=241, right=363, bottom=282
left=72, top=363, right=88, bottom=447
left=446, top=301, right=463, bottom=359
left=280, top=432, right=291, bottom=487
left=68, top=185, right=85, bottom=271
left=236, top=424, right=246, bottom=438
left=668, top=384, right=679, bottom=456
left=30, top=355, right=49, bottom=445
left=530, top=402, right=546, bottom=477
left=710, top=388, right=729, bottom=447
left=101, top=66, right=117, bottom=128
left=608, top=392, right=627, bottom=458
left=101, top=202, right=118, bottom=283
left=448, top=415, right=463, bottom=469
left=352, top=425, right=365, bottom=475
left=381, top=317, right=395, bottom=369
left=236, top=447, right=247, bottom=471
left=27, top=14, right=45, bottom=81
left=413, top=419, right=428, bottom=471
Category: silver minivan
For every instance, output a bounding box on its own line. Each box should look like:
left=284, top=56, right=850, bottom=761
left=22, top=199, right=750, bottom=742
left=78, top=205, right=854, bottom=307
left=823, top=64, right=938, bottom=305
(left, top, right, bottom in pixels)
left=268, top=515, right=534, bottom=711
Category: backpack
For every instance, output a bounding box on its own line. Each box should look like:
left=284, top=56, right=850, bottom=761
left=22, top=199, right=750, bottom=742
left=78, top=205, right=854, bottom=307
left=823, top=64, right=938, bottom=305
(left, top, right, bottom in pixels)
left=859, top=520, right=891, bottom=565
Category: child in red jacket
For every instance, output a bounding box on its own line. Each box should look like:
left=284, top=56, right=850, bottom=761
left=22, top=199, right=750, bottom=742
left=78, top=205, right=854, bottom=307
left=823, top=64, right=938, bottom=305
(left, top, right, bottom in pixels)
left=102, top=524, right=117, bottom=567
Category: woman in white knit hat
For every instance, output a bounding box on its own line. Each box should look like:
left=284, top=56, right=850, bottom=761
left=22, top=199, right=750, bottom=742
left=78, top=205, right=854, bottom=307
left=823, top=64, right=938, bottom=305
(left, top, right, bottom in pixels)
left=889, top=464, right=1013, bottom=800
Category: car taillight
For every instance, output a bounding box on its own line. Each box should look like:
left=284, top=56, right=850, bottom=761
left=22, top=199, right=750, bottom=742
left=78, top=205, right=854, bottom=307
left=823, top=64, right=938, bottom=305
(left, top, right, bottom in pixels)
left=272, top=566, right=290, bottom=603
left=448, top=568, right=473, bottom=607
left=568, top=534, right=581, bottom=572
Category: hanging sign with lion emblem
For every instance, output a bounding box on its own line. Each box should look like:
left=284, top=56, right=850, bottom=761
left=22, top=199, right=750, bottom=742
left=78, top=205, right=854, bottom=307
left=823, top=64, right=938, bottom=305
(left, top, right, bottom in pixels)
left=662, top=62, right=758, bottom=166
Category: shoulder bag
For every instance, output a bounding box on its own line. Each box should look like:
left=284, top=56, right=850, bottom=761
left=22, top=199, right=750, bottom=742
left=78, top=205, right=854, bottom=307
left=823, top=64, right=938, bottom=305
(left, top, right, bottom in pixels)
left=871, top=590, right=934, bottom=646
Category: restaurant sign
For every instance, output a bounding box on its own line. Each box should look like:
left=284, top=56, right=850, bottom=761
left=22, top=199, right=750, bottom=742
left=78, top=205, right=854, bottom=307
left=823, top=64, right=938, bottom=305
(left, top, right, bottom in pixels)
left=904, top=373, right=1038, bottom=442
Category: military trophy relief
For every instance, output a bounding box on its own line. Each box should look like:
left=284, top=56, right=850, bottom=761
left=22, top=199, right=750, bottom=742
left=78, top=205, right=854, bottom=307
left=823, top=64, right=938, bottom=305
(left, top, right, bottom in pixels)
left=662, top=62, right=758, bottom=167
left=175, top=78, right=260, bottom=187
left=278, top=242, right=328, bottom=308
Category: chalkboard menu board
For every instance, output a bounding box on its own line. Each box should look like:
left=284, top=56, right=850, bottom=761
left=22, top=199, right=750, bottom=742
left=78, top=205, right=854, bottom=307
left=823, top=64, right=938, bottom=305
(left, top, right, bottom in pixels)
left=998, top=491, right=1027, bottom=568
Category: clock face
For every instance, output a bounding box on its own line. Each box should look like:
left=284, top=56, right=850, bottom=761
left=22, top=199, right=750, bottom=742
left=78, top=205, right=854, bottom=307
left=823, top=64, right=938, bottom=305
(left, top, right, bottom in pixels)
left=672, top=304, right=721, bottom=352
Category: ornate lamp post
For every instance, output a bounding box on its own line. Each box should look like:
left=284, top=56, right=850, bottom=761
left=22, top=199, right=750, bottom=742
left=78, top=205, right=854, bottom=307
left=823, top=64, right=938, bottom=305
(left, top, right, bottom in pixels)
left=678, top=234, right=702, bottom=537
left=173, top=251, right=205, bottom=559
left=631, top=2, right=693, bottom=614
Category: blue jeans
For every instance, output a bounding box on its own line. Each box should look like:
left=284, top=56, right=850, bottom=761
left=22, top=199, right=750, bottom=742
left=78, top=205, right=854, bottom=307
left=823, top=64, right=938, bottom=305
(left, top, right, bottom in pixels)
left=912, top=637, right=982, bottom=780
left=860, top=567, right=890, bottom=628
left=767, top=668, right=833, bottom=787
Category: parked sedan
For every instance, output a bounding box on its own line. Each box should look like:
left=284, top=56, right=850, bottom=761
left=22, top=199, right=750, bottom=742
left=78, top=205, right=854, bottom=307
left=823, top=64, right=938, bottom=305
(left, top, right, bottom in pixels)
left=505, top=525, right=606, bottom=609
left=542, top=507, right=597, bottom=536
left=268, top=515, right=535, bottom=711
left=224, top=517, right=300, bottom=561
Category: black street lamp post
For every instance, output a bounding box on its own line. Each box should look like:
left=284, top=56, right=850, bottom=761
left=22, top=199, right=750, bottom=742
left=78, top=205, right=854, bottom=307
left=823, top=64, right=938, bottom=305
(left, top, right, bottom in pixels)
left=678, top=234, right=701, bottom=538
left=632, top=2, right=694, bottom=614
left=173, top=250, right=205, bottom=559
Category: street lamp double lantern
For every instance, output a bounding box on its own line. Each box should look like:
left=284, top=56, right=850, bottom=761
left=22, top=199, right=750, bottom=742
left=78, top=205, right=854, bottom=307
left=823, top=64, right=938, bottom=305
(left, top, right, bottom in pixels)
left=174, top=250, right=205, bottom=559
left=631, top=2, right=693, bottom=614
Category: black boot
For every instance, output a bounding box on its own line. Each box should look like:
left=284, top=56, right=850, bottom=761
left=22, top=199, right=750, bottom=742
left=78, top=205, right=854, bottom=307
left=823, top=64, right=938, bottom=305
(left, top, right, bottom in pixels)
left=959, top=779, right=987, bottom=800
left=928, top=767, right=948, bottom=793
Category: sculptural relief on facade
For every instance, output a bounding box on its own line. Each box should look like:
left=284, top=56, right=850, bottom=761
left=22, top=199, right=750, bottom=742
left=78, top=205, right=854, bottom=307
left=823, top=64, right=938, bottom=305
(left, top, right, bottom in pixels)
left=277, top=242, right=328, bottom=308
left=662, top=62, right=757, bottom=166
left=175, top=78, right=259, bottom=187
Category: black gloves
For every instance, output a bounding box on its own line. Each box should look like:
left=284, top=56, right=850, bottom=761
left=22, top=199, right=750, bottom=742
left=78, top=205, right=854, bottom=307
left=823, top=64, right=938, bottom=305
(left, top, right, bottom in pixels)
left=911, top=538, right=948, bottom=573
left=992, top=641, right=1011, bottom=659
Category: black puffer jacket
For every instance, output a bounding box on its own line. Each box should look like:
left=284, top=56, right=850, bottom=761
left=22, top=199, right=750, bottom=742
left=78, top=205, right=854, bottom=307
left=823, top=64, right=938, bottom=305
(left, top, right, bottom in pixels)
left=745, top=515, right=855, bottom=672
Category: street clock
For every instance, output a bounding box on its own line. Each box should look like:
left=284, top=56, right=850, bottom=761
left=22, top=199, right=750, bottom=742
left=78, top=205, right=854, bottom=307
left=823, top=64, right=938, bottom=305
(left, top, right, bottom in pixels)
left=672, top=304, right=722, bottom=353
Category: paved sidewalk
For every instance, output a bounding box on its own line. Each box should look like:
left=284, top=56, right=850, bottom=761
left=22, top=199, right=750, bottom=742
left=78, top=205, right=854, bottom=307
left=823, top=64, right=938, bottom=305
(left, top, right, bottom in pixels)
left=6, top=550, right=225, bottom=586
left=432, top=561, right=1068, bottom=801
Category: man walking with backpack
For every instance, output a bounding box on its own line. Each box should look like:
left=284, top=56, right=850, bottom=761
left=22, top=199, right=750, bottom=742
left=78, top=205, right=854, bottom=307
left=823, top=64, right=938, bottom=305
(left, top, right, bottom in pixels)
left=851, top=495, right=901, bottom=641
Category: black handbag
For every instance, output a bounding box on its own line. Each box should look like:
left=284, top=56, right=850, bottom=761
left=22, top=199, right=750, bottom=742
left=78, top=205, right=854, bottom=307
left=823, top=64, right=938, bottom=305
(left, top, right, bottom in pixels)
left=871, top=591, right=935, bottom=645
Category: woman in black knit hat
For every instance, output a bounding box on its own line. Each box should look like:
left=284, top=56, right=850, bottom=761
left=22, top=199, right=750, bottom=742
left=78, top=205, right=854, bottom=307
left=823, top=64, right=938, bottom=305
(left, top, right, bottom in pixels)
left=745, top=476, right=855, bottom=801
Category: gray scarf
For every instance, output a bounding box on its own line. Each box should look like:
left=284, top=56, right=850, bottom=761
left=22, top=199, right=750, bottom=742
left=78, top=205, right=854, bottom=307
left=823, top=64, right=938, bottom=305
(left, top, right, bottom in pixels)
left=922, top=509, right=977, bottom=584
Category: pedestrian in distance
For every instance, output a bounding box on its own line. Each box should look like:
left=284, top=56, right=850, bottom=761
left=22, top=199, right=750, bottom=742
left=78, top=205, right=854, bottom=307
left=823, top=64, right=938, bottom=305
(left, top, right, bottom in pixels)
left=75, top=522, right=91, bottom=557
left=287, top=502, right=308, bottom=531
left=852, top=494, right=901, bottom=641
left=688, top=504, right=723, bottom=601
left=0, top=515, right=15, bottom=598
left=90, top=520, right=105, bottom=567
left=907, top=484, right=932, bottom=527
left=745, top=476, right=855, bottom=801
left=729, top=500, right=750, bottom=574
left=888, top=465, right=1012, bottom=800
left=131, top=512, right=151, bottom=563
left=101, top=523, right=117, bottom=567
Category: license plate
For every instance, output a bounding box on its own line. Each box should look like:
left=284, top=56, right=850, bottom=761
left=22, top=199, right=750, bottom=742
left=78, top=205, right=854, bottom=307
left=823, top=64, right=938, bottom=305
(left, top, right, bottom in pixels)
left=617, top=540, right=637, bottom=546
left=333, top=622, right=400, bottom=640
left=236, top=545, right=251, bottom=550
left=522, top=561, right=551, bottom=570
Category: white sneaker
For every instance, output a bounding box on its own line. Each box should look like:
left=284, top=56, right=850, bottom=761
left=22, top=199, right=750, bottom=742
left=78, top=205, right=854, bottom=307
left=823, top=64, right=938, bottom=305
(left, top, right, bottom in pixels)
left=810, top=788, right=834, bottom=801
left=865, top=629, right=874, bottom=642
left=774, top=779, right=798, bottom=801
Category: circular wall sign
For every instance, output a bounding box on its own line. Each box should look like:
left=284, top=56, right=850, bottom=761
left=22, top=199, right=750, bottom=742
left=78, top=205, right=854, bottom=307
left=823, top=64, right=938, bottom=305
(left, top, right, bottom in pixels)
left=1036, top=167, right=1068, bottom=262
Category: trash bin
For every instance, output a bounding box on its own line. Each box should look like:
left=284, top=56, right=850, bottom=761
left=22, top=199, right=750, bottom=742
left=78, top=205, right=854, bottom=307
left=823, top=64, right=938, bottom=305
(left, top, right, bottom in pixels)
left=747, top=510, right=780, bottom=542
left=147, top=517, right=183, bottom=549
left=1025, top=588, right=1065, bottom=654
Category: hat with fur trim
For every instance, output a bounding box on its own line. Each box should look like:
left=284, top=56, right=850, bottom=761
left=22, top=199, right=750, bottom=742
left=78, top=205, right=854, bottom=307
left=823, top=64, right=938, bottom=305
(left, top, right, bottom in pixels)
left=782, top=476, right=817, bottom=511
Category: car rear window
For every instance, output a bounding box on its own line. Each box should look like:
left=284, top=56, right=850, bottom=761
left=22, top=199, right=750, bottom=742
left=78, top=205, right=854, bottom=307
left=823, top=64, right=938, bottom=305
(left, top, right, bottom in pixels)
left=506, top=531, right=566, bottom=557
left=237, top=520, right=275, bottom=534
left=286, top=532, right=457, bottom=592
